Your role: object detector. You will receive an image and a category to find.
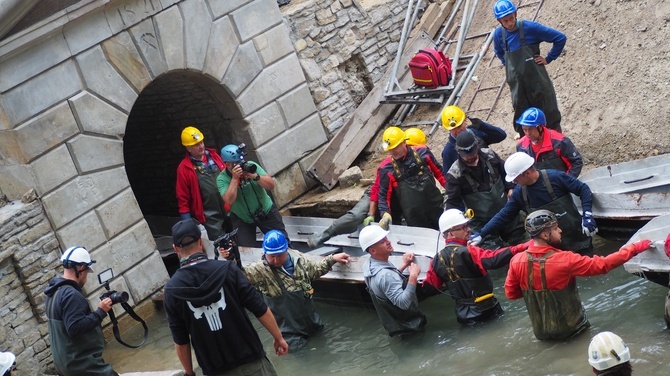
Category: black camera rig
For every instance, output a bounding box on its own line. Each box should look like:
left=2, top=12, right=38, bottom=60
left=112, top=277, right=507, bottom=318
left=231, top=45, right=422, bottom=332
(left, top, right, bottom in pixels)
left=98, top=268, right=148, bottom=348
left=236, top=143, right=257, bottom=174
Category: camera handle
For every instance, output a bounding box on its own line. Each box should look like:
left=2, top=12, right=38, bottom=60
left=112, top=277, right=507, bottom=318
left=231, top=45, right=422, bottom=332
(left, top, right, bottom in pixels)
left=107, top=301, right=149, bottom=348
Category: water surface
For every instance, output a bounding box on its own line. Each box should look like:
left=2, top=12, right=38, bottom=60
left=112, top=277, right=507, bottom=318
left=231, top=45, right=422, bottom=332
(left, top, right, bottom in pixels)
left=105, top=237, right=669, bottom=375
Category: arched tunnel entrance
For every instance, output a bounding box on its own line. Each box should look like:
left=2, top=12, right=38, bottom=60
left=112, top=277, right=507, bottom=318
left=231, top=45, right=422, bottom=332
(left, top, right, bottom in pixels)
left=123, top=71, right=244, bottom=271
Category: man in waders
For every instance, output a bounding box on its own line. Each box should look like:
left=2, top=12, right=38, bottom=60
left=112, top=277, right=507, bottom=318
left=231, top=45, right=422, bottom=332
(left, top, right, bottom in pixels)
left=516, top=107, right=583, bottom=178
left=44, top=247, right=117, bottom=376
left=217, top=144, right=288, bottom=247
left=361, top=225, right=426, bottom=337
left=176, top=126, right=226, bottom=247
left=445, top=131, right=526, bottom=248
left=423, top=209, right=531, bottom=324
left=243, top=230, right=350, bottom=351
left=377, top=126, right=445, bottom=231
left=505, top=210, right=653, bottom=340
left=493, top=0, right=567, bottom=137
left=307, top=128, right=428, bottom=248
left=440, top=105, right=507, bottom=178
left=470, top=152, right=597, bottom=255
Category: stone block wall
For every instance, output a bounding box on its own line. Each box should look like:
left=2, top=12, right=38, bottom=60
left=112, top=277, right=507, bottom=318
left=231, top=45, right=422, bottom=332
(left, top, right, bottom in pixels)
left=0, top=199, right=62, bottom=374
left=283, top=0, right=406, bottom=133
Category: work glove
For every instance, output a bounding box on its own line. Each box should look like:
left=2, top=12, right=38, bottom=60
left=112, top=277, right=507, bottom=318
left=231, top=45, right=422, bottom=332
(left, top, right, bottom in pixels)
left=468, top=233, right=482, bottom=246
left=362, top=215, right=375, bottom=226
left=621, top=239, right=653, bottom=255
left=581, top=211, right=598, bottom=237
left=468, top=117, right=483, bottom=129
left=379, top=212, right=392, bottom=230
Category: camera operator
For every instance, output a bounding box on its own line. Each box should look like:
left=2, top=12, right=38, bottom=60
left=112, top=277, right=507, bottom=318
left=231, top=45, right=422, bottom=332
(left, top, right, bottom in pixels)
left=217, top=144, right=289, bottom=247
left=44, top=246, right=118, bottom=376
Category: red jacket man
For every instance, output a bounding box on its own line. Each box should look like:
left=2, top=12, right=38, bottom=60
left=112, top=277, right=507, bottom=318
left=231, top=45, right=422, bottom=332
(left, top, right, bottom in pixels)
left=377, top=127, right=445, bottom=231
left=515, top=107, right=583, bottom=177
left=175, top=126, right=226, bottom=243
left=423, top=209, right=530, bottom=324
left=505, top=209, right=652, bottom=340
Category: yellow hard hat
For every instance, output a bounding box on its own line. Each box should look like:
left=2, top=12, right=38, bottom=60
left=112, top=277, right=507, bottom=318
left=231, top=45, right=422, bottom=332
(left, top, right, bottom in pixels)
left=382, top=127, right=407, bottom=151
left=405, top=128, right=427, bottom=146
left=181, top=126, right=204, bottom=147
left=441, top=105, right=466, bottom=130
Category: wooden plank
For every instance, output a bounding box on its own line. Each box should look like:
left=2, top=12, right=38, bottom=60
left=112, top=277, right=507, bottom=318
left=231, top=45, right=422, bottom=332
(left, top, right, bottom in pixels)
left=307, top=2, right=453, bottom=190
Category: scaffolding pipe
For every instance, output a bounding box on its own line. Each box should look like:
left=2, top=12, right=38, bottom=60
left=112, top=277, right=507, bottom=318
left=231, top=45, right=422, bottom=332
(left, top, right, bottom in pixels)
left=450, top=0, right=471, bottom=74
left=435, top=0, right=465, bottom=48
left=454, top=30, right=494, bottom=104
left=385, top=0, right=418, bottom=96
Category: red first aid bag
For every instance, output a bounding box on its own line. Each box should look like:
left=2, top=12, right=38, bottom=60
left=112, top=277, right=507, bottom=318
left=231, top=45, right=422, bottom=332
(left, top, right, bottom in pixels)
left=408, top=48, right=452, bottom=89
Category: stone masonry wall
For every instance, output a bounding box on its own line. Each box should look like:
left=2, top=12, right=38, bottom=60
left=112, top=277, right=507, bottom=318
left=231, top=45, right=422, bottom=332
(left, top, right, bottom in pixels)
left=0, top=199, right=61, bottom=374
left=283, top=0, right=406, bottom=133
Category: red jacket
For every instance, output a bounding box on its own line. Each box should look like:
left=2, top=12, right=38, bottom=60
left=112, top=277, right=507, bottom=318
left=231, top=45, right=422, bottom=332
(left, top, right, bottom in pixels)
left=369, top=157, right=391, bottom=203
left=516, top=128, right=583, bottom=177
left=505, top=243, right=643, bottom=300
left=424, top=238, right=529, bottom=290
left=175, top=148, right=225, bottom=223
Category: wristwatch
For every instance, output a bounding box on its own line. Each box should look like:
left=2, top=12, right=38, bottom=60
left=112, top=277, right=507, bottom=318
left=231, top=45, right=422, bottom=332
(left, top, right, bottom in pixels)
left=254, top=174, right=261, bottom=181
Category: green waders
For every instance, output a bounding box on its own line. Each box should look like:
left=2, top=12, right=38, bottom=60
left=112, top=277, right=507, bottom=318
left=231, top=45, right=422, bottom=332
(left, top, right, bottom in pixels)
left=197, top=163, right=226, bottom=241
left=265, top=268, right=322, bottom=352
left=392, top=148, right=443, bottom=230
left=503, top=22, right=561, bottom=137
left=46, top=287, right=118, bottom=376
left=367, top=268, right=426, bottom=337
left=522, top=251, right=589, bottom=340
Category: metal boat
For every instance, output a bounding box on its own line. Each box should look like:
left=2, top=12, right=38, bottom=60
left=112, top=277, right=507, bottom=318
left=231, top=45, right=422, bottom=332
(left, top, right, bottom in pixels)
left=246, top=216, right=440, bottom=306
left=574, top=153, right=670, bottom=239
left=623, top=213, right=670, bottom=287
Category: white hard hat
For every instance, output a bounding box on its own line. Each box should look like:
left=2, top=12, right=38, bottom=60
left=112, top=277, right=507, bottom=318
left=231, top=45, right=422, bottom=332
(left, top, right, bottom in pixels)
left=504, top=152, right=535, bottom=182
left=0, top=351, right=16, bottom=375
left=60, top=246, right=95, bottom=270
left=587, top=331, right=630, bottom=371
left=439, top=209, right=469, bottom=234
left=359, top=225, right=389, bottom=251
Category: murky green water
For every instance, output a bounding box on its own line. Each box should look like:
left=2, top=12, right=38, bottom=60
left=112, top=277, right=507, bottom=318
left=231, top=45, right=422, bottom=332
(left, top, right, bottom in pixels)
left=105, top=237, right=669, bottom=375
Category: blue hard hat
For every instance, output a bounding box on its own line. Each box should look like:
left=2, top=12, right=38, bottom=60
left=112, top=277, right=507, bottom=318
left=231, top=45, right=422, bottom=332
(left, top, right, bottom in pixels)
left=263, top=230, right=288, bottom=255
left=493, top=0, right=517, bottom=19
left=220, top=144, right=242, bottom=162
left=516, top=107, right=546, bottom=127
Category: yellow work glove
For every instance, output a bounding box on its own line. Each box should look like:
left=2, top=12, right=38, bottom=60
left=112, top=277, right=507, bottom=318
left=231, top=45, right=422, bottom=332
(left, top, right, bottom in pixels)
left=362, top=215, right=375, bottom=226
left=379, top=212, right=392, bottom=230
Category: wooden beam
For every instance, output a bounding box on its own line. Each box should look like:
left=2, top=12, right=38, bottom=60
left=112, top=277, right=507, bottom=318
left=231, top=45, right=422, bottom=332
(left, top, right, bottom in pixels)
left=307, top=2, right=453, bottom=190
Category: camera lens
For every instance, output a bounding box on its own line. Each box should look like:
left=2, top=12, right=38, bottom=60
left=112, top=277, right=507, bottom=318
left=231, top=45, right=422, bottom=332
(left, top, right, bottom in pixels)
left=110, top=291, right=129, bottom=304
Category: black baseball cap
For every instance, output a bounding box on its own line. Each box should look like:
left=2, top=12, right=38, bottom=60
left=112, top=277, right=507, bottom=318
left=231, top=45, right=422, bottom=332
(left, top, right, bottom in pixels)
left=172, top=219, right=201, bottom=247
left=455, top=130, right=479, bottom=157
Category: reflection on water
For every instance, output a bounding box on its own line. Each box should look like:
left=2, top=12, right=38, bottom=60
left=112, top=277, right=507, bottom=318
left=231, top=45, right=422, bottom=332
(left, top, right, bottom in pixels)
left=105, top=237, right=669, bottom=375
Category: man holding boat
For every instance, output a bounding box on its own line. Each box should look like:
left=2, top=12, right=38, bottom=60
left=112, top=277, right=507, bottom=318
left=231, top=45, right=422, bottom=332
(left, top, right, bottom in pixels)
left=361, top=225, right=426, bottom=337
left=242, top=230, right=350, bottom=351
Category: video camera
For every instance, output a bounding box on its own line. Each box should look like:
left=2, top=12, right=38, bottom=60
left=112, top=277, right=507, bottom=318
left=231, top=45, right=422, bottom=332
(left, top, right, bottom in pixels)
left=98, top=268, right=129, bottom=305
left=236, top=143, right=257, bottom=174
left=213, top=228, right=242, bottom=267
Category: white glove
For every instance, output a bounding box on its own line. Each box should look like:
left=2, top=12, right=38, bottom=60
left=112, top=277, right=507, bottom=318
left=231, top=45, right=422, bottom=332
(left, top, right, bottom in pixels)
left=468, top=234, right=482, bottom=246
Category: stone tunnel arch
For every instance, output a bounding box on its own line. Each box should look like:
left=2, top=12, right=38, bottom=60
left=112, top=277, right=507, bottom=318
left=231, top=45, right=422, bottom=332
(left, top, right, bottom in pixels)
left=124, top=71, right=243, bottom=228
